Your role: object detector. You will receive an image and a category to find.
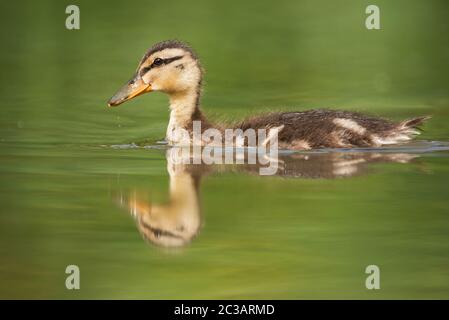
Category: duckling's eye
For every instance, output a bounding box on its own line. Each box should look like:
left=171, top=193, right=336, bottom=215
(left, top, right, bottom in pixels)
left=152, top=58, right=163, bottom=67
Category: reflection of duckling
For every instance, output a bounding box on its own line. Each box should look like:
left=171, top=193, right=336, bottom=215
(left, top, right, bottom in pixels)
left=273, top=152, right=419, bottom=178
left=116, top=161, right=203, bottom=248
left=114, top=149, right=420, bottom=248
left=108, top=40, right=430, bottom=150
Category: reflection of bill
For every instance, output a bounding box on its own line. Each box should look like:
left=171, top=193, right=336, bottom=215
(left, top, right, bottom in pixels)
left=114, top=149, right=420, bottom=248
left=168, top=120, right=281, bottom=175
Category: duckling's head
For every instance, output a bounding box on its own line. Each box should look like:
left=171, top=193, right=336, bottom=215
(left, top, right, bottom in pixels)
left=108, top=40, right=202, bottom=107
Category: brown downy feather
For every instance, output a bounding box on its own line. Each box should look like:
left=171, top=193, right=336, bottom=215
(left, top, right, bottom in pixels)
left=233, top=110, right=431, bottom=149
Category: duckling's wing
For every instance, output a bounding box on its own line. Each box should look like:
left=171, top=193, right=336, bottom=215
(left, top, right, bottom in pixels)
left=272, top=110, right=430, bottom=149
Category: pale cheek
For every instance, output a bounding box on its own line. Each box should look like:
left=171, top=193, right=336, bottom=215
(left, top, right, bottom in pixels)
left=141, top=73, right=153, bottom=85
left=163, top=76, right=178, bottom=91
left=142, top=73, right=163, bottom=91
left=154, top=74, right=178, bottom=92
left=149, top=79, right=165, bottom=91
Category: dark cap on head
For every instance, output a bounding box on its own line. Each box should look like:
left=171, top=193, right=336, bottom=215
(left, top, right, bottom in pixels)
left=139, top=40, right=198, bottom=65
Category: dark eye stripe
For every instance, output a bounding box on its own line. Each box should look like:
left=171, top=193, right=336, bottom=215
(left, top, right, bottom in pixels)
left=140, top=220, right=183, bottom=239
left=139, top=55, right=184, bottom=76
left=161, top=55, right=183, bottom=65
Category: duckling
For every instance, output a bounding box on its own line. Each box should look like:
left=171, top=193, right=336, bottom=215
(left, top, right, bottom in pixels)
left=108, top=40, right=430, bottom=150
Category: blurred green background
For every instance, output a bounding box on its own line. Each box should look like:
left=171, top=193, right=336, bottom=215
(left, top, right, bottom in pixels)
left=0, top=0, right=449, bottom=299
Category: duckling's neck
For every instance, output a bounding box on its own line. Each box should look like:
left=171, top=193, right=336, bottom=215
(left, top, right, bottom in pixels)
left=167, top=88, right=210, bottom=144
left=168, top=89, right=200, bottom=125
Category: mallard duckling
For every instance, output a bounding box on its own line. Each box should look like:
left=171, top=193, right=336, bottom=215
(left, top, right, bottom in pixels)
left=108, top=40, right=430, bottom=150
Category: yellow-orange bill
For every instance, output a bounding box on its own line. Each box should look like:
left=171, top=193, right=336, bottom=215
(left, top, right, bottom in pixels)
left=108, top=77, right=152, bottom=107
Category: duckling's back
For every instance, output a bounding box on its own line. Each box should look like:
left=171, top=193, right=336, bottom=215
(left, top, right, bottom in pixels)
left=238, top=109, right=430, bottom=150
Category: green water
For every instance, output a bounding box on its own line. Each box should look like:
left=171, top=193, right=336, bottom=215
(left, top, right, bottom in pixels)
left=1, top=0, right=449, bottom=299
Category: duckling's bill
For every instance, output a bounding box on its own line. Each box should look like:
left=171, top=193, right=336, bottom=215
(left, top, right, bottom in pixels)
left=108, top=76, right=152, bottom=107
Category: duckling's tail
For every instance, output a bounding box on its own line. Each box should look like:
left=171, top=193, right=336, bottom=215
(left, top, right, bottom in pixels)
left=392, top=115, right=432, bottom=141
left=399, top=115, right=432, bottom=131
left=374, top=115, right=431, bottom=146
